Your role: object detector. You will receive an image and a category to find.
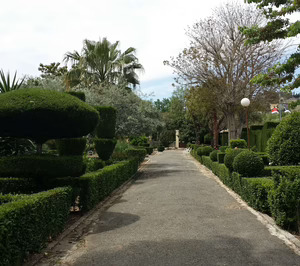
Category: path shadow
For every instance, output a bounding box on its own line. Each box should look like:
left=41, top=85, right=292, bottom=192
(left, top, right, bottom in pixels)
left=88, top=212, right=140, bottom=234
left=71, top=236, right=300, bottom=266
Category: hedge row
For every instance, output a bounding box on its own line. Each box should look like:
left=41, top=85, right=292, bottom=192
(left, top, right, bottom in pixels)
left=52, top=159, right=140, bottom=211
left=0, top=187, right=72, bottom=266
left=192, top=153, right=300, bottom=232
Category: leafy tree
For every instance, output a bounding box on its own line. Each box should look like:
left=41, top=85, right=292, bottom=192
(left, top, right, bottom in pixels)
left=154, top=98, right=171, bottom=112
left=64, top=38, right=143, bottom=90
left=82, top=82, right=162, bottom=137
left=38, top=62, right=67, bottom=78
left=241, top=0, right=299, bottom=91
left=165, top=2, right=284, bottom=141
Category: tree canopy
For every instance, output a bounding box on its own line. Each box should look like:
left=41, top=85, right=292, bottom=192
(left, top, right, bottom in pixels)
left=241, top=0, right=300, bottom=91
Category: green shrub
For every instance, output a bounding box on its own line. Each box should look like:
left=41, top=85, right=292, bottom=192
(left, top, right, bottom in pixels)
left=55, top=138, right=87, bottom=156
left=202, top=156, right=213, bottom=170
left=217, top=152, right=226, bottom=164
left=197, top=146, right=213, bottom=156
left=67, top=91, right=86, bottom=101
left=263, top=165, right=300, bottom=177
left=268, top=168, right=300, bottom=232
left=229, top=139, right=247, bottom=149
left=0, top=194, right=27, bottom=205
left=0, top=187, right=72, bottom=266
left=261, top=121, right=279, bottom=152
left=233, top=150, right=264, bottom=177
left=145, top=147, right=154, bottom=155
left=256, top=152, right=270, bottom=166
left=241, top=178, right=273, bottom=214
left=224, top=148, right=246, bottom=172
left=219, top=146, right=228, bottom=152
left=94, top=138, right=117, bottom=161
left=209, top=150, right=219, bottom=162
left=53, top=160, right=139, bottom=211
left=126, top=148, right=147, bottom=163
left=84, top=157, right=105, bottom=172
left=0, top=178, right=38, bottom=194
left=0, top=155, right=85, bottom=179
left=267, top=112, right=300, bottom=165
left=130, top=136, right=148, bottom=146
left=0, top=88, right=99, bottom=143
left=204, top=133, right=212, bottom=144
left=94, top=106, right=117, bottom=139
left=158, top=145, right=165, bottom=152
left=221, top=132, right=228, bottom=146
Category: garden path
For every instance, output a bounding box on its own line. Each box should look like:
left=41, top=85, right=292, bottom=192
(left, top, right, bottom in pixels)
left=37, top=149, right=300, bottom=266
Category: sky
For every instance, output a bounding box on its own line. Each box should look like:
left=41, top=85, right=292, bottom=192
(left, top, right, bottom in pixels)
left=0, top=0, right=247, bottom=100
left=1, top=0, right=297, bottom=100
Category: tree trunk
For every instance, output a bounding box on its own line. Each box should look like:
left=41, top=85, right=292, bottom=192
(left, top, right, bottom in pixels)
left=213, top=111, right=219, bottom=149
left=227, top=112, right=239, bottom=142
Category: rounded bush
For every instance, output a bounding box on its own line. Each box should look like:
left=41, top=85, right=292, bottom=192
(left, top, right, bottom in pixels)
left=94, top=106, right=117, bottom=138
left=56, top=138, right=87, bottom=156
left=229, top=139, right=247, bottom=149
left=197, top=146, right=213, bottom=156
left=267, top=112, right=300, bottom=165
left=224, top=148, right=246, bottom=172
left=84, top=157, right=105, bottom=172
left=126, top=148, right=147, bottom=163
left=209, top=150, right=219, bottom=162
left=67, top=91, right=86, bottom=102
left=0, top=155, right=85, bottom=179
left=233, top=150, right=264, bottom=177
left=145, top=147, right=154, bottom=155
left=219, top=146, right=228, bottom=152
left=0, top=88, right=99, bottom=143
left=158, top=146, right=165, bottom=152
left=94, top=138, right=117, bottom=161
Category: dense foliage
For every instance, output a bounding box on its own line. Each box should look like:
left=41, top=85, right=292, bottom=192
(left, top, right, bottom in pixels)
left=94, top=138, right=117, bottom=161
left=267, top=112, right=300, bottom=165
left=0, top=88, right=99, bottom=143
left=0, top=187, right=72, bottom=266
left=56, top=138, right=87, bottom=156
left=224, top=148, right=246, bottom=172
left=229, top=139, right=247, bottom=149
left=233, top=150, right=264, bottom=177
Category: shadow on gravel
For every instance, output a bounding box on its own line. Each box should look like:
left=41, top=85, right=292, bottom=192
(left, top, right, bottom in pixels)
left=71, top=236, right=300, bottom=266
left=88, top=212, right=140, bottom=234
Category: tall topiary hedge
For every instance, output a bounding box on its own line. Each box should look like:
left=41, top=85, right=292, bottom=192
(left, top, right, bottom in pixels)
left=67, top=91, right=86, bottom=102
left=0, top=88, right=99, bottom=144
left=261, top=122, right=279, bottom=152
left=94, top=139, right=117, bottom=161
left=94, top=106, right=117, bottom=138
left=266, top=112, right=300, bottom=165
left=55, top=138, right=87, bottom=156
left=229, top=139, right=247, bottom=149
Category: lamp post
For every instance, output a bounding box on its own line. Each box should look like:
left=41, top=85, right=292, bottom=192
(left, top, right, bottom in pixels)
left=241, top=98, right=250, bottom=150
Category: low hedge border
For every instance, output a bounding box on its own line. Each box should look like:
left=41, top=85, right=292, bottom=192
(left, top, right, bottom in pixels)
left=126, top=148, right=147, bottom=164
left=52, top=159, right=140, bottom=211
left=0, top=187, right=72, bottom=266
left=0, top=178, right=38, bottom=194
left=190, top=151, right=299, bottom=232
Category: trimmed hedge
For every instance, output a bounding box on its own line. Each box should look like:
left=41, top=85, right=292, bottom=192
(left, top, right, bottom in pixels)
left=94, top=106, right=117, bottom=139
left=224, top=148, right=246, bottom=172
left=84, top=157, right=105, bottom=173
left=229, top=139, right=247, bottom=149
left=94, top=138, right=117, bottom=161
left=261, top=122, right=278, bottom=152
left=268, top=168, right=300, bottom=232
left=217, top=152, right=226, bottom=164
left=53, top=159, right=139, bottom=211
left=241, top=178, right=273, bottom=214
left=262, top=165, right=300, bottom=177
left=256, top=152, right=270, bottom=166
left=145, top=147, right=154, bottom=155
left=209, top=150, right=219, bottom=162
left=250, top=125, right=263, bottom=152
left=219, top=146, right=228, bottom=152
left=267, top=112, right=300, bottom=165
left=67, top=91, right=86, bottom=102
left=0, top=194, right=26, bottom=205
left=0, top=187, right=72, bottom=266
left=0, top=88, right=99, bottom=142
left=126, top=148, right=147, bottom=163
left=0, top=178, right=38, bottom=194
left=0, top=155, right=85, bottom=180
left=197, top=146, right=213, bottom=156
left=158, top=146, right=165, bottom=152
left=56, top=138, right=87, bottom=156
left=233, top=150, right=264, bottom=177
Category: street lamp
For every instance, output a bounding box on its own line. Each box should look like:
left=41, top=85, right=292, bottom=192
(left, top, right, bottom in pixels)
left=241, top=98, right=250, bottom=150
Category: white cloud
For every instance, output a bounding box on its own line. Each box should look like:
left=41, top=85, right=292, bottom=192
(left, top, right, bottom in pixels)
left=0, top=0, right=245, bottom=97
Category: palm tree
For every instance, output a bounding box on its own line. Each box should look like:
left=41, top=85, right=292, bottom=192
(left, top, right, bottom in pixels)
left=64, top=38, right=143, bottom=89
